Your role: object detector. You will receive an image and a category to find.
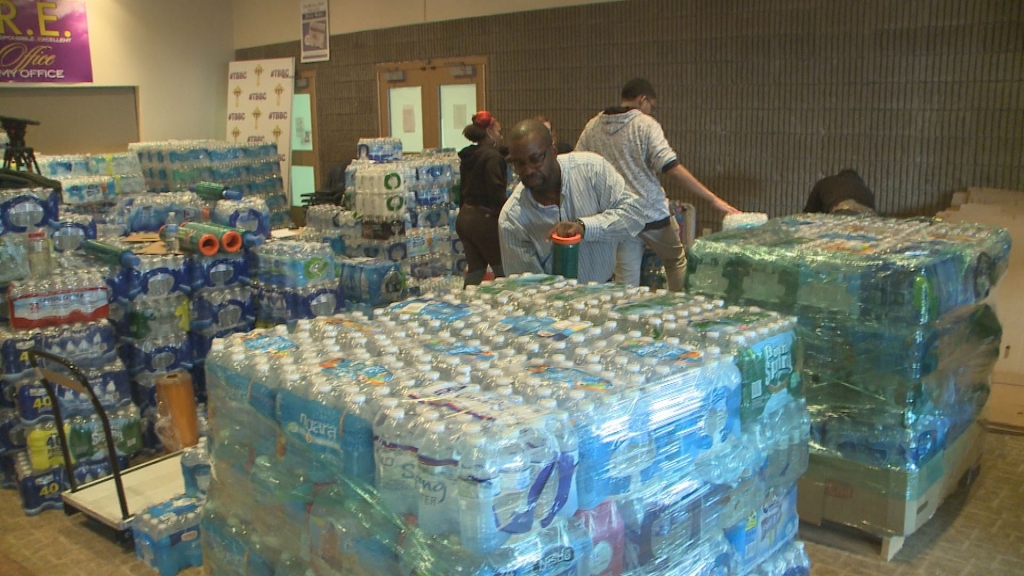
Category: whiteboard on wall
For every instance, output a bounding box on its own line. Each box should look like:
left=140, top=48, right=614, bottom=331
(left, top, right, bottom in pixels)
left=0, top=87, right=139, bottom=155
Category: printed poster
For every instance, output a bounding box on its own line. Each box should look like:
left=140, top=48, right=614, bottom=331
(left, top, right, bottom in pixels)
left=227, top=58, right=295, bottom=204
left=300, top=0, right=329, bottom=63
left=0, top=0, right=92, bottom=83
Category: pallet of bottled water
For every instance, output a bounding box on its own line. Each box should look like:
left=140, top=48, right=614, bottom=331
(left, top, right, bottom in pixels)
left=308, top=147, right=464, bottom=297
left=129, top=140, right=280, bottom=193
left=129, top=140, right=291, bottom=229
left=687, top=214, right=1007, bottom=538
left=37, top=153, right=147, bottom=207
left=801, top=301, right=1000, bottom=469
left=201, top=276, right=810, bottom=575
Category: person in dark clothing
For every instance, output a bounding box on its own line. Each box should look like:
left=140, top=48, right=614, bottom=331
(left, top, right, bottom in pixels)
left=804, top=169, right=876, bottom=214
left=456, top=111, right=508, bottom=285
left=535, top=116, right=574, bottom=155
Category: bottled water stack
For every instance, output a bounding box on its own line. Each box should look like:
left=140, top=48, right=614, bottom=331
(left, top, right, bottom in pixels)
left=334, top=147, right=463, bottom=295
left=687, top=214, right=1007, bottom=537
left=37, top=153, right=146, bottom=209
left=251, top=240, right=342, bottom=327
left=201, top=277, right=810, bottom=575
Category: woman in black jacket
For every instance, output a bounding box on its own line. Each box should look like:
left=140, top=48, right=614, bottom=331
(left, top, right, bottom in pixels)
left=456, top=111, right=508, bottom=285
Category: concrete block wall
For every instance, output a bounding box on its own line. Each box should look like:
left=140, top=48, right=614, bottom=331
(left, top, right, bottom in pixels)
left=238, top=0, right=1024, bottom=233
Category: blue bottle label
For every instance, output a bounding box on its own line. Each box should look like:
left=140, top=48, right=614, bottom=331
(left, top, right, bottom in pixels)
left=498, top=316, right=590, bottom=341
left=390, top=299, right=472, bottom=322
left=422, top=339, right=494, bottom=361
left=319, top=357, right=393, bottom=385
left=525, top=365, right=613, bottom=392
left=277, top=389, right=342, bottom=457
left=241, top=334, right=300, bottom=356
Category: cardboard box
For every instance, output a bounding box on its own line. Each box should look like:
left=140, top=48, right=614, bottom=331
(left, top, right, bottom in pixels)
left=798, top=423, right=985, bottom=539
left=984, top=373, right=1024, bottom=434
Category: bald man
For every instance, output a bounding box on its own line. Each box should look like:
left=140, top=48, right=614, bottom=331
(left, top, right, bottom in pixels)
left=498, top=119, right=646, bottom=283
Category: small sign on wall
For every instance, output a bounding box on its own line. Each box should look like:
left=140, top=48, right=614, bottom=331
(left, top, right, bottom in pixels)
left=300, top=0, right=329, bottom=63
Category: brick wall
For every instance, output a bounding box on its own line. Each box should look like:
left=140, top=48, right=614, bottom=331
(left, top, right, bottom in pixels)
left=238, top=0, right=1024, bottom=233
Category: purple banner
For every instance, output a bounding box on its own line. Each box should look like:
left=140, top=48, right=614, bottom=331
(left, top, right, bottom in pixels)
left=0, top=0, right=92, bottom=83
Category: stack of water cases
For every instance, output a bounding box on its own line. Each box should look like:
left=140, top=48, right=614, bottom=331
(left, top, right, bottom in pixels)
left=0, top=188, right=62, bottom=313
left=82, top=241, right=192, bottom=455
left=201, top=276, right=811, bottom=575
left=345, top=149, right=465, bottom=276
left=687, top=214, right=1008, bottom=536
left=36, top=153, right=146, bottom=231
left=0, top=255, right=140, bottom=514
left=189, top=238, right=255, bottom=402
left=252, top=240, right=342, bottom=327
left=132, top=434, right=212, bottom=576
left=108, top=191, right=206, bottom=235
left=302, top=204, right=457, bottom=312
left=130, top=140, right=291, bottom=230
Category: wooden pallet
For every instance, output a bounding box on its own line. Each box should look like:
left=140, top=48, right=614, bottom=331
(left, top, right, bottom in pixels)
left=799, top=460, right=982, bottom=561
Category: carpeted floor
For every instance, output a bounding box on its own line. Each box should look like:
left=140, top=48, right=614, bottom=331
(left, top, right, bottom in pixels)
left=1, top=432, right=1021, bottom=575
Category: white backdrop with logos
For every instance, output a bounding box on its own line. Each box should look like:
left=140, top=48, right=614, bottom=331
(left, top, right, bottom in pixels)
left=226, top=58, right=295, bottom=203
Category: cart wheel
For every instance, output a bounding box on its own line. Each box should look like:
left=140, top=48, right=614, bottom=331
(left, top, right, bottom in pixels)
left=118, top=529, right=134, bottom=545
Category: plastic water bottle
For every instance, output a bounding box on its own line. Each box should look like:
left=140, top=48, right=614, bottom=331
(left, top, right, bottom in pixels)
left=181, top=437, right=211, bottom=497
left=456, top=424, right=505, bottom=555
left=537, top=399, right=580, bottom=523
left=27, top=228, right=53, bottom=279
left=336, top=390, right=375, bottom=490
left=374, top=400, right=418, bottom=517
left=417, top=420, right=458, bottom=536
left=570, top=401, right=613, bottom=511
left=163, top=211, right=180, bottom=253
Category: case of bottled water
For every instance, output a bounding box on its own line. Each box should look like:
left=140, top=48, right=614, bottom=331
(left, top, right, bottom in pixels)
left=253, top=241, right=336, bottom=288
left=0, top=188, right=63, bottom=236
left=189, top=251, right=250, bottom=292
left=356, top=137, right=403, bottom=162
left=688, top=214, right=1007, bottom=537
left=108, top=192, right=206, bottom=234
left=338, top=258, right=405, bottom=307
left=0, top=321, right=117, bottom=384
left=213, top=197, right=272, bottom=240
left=255, top=280, right=343, bottom=327
left=132, top=494, right=206, bottom=576
left=37, top=152, right=144, bottom=180
left=7, top=269, right=111, bottom=329
left=49, top=213, right=97, bottom=253
left=200, top=277, right=810, bottom=575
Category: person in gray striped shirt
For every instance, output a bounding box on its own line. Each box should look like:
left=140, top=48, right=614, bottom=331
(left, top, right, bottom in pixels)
left=498, top=119, right=646, bottom=283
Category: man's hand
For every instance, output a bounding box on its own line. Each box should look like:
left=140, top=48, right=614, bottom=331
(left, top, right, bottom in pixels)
left=717, top=202, right=742, bottom=215
left=550, top=220, right=584, bottom=239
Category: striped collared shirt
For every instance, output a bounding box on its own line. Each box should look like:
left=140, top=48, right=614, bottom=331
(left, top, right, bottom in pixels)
left=498, top=152, right=646, bottom=283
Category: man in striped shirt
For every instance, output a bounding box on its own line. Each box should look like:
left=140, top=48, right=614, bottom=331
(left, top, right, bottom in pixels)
left=498, top=119, right=646, bottom=283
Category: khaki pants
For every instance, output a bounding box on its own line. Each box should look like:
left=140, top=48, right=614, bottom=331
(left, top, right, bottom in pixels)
left=615, top=217, right=686, bottom=292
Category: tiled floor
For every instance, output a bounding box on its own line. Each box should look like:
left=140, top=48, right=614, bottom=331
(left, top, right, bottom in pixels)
left=1, top=432, right=1021, bottom=575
